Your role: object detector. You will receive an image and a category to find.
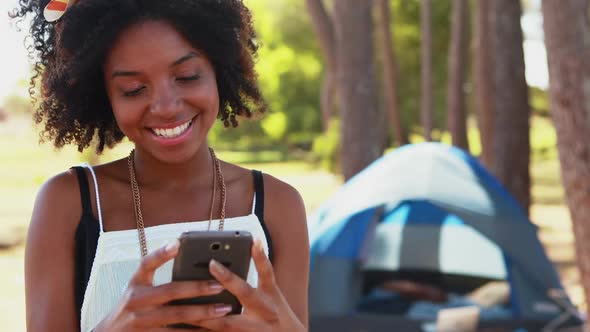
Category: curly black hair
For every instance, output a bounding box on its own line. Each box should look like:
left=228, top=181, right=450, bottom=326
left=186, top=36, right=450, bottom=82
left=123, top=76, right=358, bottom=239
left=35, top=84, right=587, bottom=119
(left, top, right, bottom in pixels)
left=12, top=0, right=266, bottom=152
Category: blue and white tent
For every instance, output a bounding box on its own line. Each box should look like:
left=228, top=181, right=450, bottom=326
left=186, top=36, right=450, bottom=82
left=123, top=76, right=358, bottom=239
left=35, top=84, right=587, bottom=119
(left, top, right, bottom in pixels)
left=308, top=143, right=580, bottom=326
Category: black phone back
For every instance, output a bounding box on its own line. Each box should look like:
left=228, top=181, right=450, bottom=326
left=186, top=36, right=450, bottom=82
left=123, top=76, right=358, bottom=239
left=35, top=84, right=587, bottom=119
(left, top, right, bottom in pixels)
left=170, top=230, right=253, bottom=314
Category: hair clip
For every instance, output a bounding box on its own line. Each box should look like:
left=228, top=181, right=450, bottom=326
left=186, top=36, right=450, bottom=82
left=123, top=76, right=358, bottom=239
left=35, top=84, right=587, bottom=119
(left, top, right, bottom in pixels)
left=43, top=0, right=73, bottom=22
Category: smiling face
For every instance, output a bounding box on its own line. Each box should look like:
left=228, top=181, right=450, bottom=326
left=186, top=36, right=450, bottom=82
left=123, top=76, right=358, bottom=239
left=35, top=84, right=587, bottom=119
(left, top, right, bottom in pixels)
left=103, top=20, right=219, bottom=163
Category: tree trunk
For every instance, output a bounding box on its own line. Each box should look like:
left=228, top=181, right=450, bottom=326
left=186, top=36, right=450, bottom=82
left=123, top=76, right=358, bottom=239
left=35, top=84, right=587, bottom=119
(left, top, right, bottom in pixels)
left=421, top=0, right=433, bottom=141
left=447, top=0, right=470, bottom=151
left=473, top=0, right=494, bottom=167
left=376, top=0, right=408, bottom=146
left=543, top=0, right=590, bottom=321
left=305, top=0, right=337, bottom=131
left=333, top=0, right=383, bottom=180
left=489, top=0, right=531, bottom=214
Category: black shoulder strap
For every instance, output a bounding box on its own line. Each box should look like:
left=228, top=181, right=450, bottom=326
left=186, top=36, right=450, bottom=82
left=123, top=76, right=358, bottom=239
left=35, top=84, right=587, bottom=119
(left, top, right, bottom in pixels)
left=71, top=166, right=93, bottom=216
left=252, top=170, right=265, bottom=220
left=71, top=167, right=101, bottom=321
left=252, top=170, right=273, bottom=263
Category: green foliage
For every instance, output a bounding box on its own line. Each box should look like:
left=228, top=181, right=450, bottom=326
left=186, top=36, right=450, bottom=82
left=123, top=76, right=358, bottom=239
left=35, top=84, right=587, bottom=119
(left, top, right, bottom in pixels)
left=216, top=0, right=454, bottom=159
left=406, top=114, right=556, bottom=162
left=208, top=118, right=269, bottom=151
left=2, top=94, right=31, bottom=114
left=261, top=111, right=288, bottom=141
left=311, top=119, right=340, bottom=172
left=390, top=0, right=453, bottom=132
left=410, top=117, right=482, bottom=156
left=217, top=150, right=287, bottom=164
left=212, top=0, right=323, bottom=151
left=530, top=115, right=557, bottom=161
left=530, top=87, right=550, bottom=117
left=208, top=0, right=542, bottom=170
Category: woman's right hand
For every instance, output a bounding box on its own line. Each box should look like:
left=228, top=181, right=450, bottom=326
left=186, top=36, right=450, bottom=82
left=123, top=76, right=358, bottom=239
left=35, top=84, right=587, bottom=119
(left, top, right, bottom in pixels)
left=93, top=241, right=232, bottom=332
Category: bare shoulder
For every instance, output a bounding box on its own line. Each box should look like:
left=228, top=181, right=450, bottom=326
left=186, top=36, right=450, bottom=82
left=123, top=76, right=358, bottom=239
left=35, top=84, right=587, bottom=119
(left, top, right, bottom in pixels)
left=260, top=172, right=309, bottom=252
left=26, top=169, right=83, bottom=330
left=262, top=173, right=307, bottom=222
left=30, top=168, right=83, bottom=235
left=27, top=168, right=84, bottom=256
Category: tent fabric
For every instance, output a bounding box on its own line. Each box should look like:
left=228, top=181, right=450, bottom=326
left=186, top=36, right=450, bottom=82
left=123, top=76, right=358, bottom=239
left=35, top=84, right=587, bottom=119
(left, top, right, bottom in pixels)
left=308, top=143, right=575, bottom=323
left=365, top=201, right=507, bottom=280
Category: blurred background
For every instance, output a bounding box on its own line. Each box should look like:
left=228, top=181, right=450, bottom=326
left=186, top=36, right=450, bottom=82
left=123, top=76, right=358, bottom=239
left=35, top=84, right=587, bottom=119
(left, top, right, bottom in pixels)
left=1, top=0, right=588, bottom=330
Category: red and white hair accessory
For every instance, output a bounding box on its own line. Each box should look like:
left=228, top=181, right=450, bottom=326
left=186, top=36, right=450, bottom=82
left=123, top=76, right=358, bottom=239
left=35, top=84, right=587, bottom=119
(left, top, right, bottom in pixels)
left=43, top=0, right=75, bottom=22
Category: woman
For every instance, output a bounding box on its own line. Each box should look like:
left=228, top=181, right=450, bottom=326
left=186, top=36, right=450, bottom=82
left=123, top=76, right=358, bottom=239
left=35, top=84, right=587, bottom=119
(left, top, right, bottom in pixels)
left=15, top=0, right=309, bottom=331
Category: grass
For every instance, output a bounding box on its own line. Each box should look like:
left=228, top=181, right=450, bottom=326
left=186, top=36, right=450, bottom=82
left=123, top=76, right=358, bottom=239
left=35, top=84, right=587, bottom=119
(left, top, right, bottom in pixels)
left=0, top=114, right=578, bottom=331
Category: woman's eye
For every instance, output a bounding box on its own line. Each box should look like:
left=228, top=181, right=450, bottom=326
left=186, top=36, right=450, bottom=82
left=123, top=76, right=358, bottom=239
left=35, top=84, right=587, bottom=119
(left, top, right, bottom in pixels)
left=176, top=74, right=200, bottom=82
left=122, top=87, right=145, bottom=97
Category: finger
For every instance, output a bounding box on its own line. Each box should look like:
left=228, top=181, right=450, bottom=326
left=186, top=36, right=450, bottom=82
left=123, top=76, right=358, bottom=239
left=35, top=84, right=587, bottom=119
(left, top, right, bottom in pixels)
left=198, top=315, right=266, bottom=332
left=135, top=303, right=233, bottom=327
left=127, top=280, right=224, bottom=309
left=209, top=259, right=275, bottom=317
left=130, top=240, right=179, bottom=285
left=251, top=239, right=276, bottom=292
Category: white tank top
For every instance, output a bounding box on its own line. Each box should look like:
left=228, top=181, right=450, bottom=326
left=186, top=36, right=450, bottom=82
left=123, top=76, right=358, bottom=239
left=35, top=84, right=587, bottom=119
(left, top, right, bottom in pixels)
left=79, top=164, right=270, bottom=332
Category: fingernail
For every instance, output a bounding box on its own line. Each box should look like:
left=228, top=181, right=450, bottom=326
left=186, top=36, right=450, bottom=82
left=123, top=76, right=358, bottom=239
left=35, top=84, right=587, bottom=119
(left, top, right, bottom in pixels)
left=208, top=281, right=223, bottom=292
left=215, top=304, right=232, bottom=315
left=253, top=239, right=265, bottom=256
left=165, top=240, right=179, bottom=254
left=255, top=239, right=264, bottom=252
left=210, top=260, right=225, bottom=276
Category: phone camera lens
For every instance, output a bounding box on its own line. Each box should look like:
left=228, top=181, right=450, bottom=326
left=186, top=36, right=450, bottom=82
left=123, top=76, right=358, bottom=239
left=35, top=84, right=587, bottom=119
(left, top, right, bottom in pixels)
left=210, top=242, right=221, bottom=251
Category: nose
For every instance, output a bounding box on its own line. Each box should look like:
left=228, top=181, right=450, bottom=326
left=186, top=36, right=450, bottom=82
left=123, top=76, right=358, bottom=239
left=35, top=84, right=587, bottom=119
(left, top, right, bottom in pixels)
left=149, top=82, right=182, bottom=120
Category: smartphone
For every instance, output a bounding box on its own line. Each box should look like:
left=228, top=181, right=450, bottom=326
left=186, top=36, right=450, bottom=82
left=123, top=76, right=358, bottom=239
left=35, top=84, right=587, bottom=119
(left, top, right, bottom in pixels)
left=169, top=230, right=253, bottom=313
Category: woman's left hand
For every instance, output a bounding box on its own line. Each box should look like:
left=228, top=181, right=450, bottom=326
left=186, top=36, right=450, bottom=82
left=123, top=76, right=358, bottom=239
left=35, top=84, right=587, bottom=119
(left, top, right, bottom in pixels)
left=196, top=239, right=306, bottom=332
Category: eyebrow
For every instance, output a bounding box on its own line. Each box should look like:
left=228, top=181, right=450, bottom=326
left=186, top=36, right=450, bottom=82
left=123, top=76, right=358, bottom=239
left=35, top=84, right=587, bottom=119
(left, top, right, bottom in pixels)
left=172, top=51, right=199, bottom=67
left=110, top=52, right=200, bottom=79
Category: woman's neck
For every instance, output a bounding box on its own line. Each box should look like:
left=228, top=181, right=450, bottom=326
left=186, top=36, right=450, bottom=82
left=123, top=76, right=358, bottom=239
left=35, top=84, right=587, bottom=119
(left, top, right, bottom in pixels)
left=130, top=144, right=214, bottom=190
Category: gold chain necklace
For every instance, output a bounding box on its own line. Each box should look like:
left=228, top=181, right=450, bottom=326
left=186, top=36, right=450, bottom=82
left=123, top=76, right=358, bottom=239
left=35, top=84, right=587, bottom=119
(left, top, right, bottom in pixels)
left=127, top=147, right=227, bottom=257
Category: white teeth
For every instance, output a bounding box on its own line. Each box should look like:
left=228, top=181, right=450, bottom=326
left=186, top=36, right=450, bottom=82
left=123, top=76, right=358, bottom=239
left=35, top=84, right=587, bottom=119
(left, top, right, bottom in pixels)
left=153, top=120, right=191, bottom=138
